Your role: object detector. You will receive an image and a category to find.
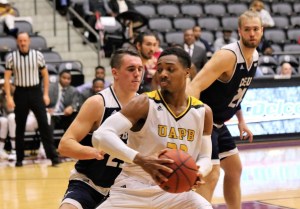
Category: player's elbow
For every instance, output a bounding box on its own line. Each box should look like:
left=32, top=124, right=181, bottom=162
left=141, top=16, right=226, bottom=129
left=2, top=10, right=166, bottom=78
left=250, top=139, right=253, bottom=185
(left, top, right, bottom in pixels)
left=92, top=128, right=110, bottom=151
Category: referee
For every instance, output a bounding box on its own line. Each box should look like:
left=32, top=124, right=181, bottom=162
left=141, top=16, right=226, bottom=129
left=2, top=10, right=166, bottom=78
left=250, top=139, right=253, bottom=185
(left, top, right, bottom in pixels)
left=4, top=32, right=60, bottom=167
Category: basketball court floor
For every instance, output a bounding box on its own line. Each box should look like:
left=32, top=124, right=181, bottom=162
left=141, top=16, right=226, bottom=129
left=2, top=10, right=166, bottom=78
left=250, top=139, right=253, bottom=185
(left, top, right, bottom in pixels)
left=0, top=140, right=299, bottom=209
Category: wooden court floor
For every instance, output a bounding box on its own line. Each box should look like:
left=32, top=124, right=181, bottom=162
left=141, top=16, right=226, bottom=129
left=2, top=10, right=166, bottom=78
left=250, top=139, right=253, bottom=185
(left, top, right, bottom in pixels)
left=0, top=143, right=300, bottom=209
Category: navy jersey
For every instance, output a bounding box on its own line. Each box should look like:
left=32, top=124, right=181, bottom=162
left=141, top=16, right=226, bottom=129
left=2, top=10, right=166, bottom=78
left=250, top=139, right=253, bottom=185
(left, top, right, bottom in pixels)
left=201, top=42, right=258, bottom=124
left=74, top=86, right=128, bottom=188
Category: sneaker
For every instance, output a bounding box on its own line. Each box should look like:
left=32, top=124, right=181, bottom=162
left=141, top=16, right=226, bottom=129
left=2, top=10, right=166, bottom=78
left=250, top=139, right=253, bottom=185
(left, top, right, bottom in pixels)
left=15, top=161, right=23, bottom=167
left=51, top=158, right=61, bottom=167
left=8, top=150, right=16, bottom=162
left=0, top=150, right=9, bottom=160
left=37, top=147, right=46, bottom=159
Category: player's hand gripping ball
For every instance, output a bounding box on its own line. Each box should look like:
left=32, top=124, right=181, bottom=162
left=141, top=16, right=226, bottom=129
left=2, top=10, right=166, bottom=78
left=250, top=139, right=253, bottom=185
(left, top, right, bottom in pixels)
left=159, top=149, right=198, bottom=193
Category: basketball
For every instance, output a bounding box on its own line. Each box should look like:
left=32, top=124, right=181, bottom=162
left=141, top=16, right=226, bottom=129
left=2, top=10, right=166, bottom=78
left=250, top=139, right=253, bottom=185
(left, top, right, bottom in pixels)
left=159, top=149, right=198, bottom=193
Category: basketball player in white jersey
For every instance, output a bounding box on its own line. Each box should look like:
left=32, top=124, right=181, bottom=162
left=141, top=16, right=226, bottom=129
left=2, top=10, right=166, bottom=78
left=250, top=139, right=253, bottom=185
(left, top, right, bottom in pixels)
left=58, top=48, right=143, bottom=209
left=92, top=47, right=213, bottom=209
left=187, top=10, right=263, bottom=209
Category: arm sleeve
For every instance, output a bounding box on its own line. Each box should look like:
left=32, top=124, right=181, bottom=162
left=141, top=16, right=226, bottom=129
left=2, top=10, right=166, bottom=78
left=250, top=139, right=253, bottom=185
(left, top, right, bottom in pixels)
left=196, top=135, right=212, bottom=177
left=92, top=112, right=139, bottom=163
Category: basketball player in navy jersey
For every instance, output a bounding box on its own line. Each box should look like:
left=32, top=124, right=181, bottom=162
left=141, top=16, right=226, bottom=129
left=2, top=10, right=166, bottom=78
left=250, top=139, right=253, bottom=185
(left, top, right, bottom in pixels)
left=187, top=10, right=263, bottom=209
left=58, top=48, right=143, bottom=209
left=92, top=47, right=213, bottom=209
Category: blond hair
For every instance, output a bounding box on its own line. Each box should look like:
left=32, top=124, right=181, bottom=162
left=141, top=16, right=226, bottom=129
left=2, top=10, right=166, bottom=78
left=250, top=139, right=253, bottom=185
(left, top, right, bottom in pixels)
left=238, top=10, right=262, bottom=28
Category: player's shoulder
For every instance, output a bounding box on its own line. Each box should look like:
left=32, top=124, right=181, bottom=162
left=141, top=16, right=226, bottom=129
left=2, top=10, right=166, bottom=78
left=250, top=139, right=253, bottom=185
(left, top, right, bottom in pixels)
left=145, top=90, right=162, bottom=103
left=190, top=96, right=204, bottom=109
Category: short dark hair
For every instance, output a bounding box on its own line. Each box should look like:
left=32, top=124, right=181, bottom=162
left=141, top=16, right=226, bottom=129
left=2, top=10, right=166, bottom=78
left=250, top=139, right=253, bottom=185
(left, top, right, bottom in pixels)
left=59, top=69, right=71, bottom=76
left=158, top=47, right=191, bottom=69
left=93, top=77, right=105, bottom=84
left=110, top=48, right=140, bottom=69
left=133, top=30, right=157, bottom=46
left=95, top=65, right=105, bottom=72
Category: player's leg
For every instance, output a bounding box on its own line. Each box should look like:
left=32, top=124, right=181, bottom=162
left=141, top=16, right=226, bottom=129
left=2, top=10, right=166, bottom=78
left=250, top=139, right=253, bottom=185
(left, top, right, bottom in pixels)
left=155, top=190, right=213, bottom=209
left=218, top=125, right=242, bottom=209
left=96, top=172, right=153, bottom=208
left=60, top=180, right=106, bottom=209
left=196, top=128, right=220, bottom=202
left=220, top=153, right=242, bottom=209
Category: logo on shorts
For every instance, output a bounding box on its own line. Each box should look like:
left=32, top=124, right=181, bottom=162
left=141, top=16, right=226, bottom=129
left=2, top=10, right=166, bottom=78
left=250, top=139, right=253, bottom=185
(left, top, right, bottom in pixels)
left=157, top=106, right=163, bottom=111
left=120, top=185, right=126, bottom=188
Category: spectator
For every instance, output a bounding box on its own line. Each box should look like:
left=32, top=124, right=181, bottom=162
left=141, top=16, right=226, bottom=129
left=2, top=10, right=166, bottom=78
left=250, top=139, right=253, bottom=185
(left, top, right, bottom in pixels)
left=214, top=29, right=238, bottom=51
left=106, top=0, right=135, bottom=17
left=48, top=70, right=80, bottom=131
left=250, top=0, right=275, bottom=28
left=0, top=0, right=18, bottom=36
left=134, top=30, right=158, bottom=93
left=278, top=62, right=293, bottom=77
left=80, top=77, right=105, bottom=102
left=0, top=86, right=8, bottom=160
left=183, top=28, right=207, bottom=72
left=77, top=65, right=110, bottom=94
left=257, top=37, right=273, bottom=55
left=4, top=32, right=60, bottom=167
left=193, top=26, right=213, bottom=56
left=7, top=111, right=51, bottom=160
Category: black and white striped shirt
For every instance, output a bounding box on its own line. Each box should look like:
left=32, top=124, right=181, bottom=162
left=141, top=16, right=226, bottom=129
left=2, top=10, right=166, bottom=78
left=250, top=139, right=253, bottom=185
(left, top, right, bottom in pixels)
left=5, top=49, right=46, bottom=87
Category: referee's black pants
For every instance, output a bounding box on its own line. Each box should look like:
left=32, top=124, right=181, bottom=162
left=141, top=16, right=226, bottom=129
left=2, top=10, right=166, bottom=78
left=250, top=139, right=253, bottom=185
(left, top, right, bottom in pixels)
left=14, top=86, right=59, bottom=162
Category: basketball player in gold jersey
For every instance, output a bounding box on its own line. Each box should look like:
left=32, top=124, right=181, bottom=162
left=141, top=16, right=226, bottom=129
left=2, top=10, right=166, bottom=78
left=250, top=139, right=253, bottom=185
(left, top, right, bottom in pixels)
left=92, top=47, right=213, bottom=209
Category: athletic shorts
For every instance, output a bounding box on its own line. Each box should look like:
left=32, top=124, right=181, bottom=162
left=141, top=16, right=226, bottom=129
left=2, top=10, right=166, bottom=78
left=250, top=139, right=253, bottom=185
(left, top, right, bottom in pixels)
left=60, top=180, right=107, bottom=209
left=211, top=124, right=238, bottom=164
left=96, top=172, right=212, bottom=209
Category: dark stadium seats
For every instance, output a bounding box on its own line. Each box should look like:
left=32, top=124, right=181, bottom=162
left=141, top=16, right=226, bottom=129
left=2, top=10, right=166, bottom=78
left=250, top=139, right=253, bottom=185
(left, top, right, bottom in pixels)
left=200, top=31, right=215, bottom=46
left=221, top=16, right=239, bottom=31
left=180, top=4, right=203, bottom=18
left=148, top=18, right=173, bottom=33
left=197, top=17, right=220, bottom=32
left=290, top=16, right=300, bottom=28
left=29, top=35, right=48, bottom=51
left=278, top=55, right=299, bottom=68
left=227, top=3, right=248, bottom=16
left=287, top=29, right=300, bottom=43
left=173, top=17, right=196, bottom=31
left=204, top=3, right=226, bottom=17
left=271, top=3, right=293, bottom=16
left=258, top=55, right=278, bottom=71
left=165, top=31, right=184, bottom=46
left=273, top=16, right=290, bottom=30
left=134, top=4, right=157, bottom=18
left=264, top=29, right=286, bottom=45
left=156, top=4, right=180, bottom=18
left=15, top=20, right=33, bottom=34
left=0, top=36, right=17, bottom=52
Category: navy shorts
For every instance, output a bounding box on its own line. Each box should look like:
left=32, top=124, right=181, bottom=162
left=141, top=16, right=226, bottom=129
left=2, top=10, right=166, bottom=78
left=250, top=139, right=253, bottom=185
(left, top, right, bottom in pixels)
left=211, top=124, right=238, bottom=163
left=61, top=180, right=107, bottom=209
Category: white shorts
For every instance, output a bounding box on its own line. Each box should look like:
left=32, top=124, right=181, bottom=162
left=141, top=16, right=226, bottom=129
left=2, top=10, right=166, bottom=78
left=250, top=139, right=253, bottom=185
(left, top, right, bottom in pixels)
left=96, top=172, right=212, bottom=209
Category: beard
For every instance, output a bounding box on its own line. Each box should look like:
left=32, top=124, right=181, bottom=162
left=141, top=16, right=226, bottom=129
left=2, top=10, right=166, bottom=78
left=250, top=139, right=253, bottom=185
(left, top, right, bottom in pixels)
left=241, top=36, right=261, bottom=48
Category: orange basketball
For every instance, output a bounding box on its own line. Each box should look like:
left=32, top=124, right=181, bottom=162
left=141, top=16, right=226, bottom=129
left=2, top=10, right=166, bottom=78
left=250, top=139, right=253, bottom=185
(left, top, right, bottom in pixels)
left=159, top=149, right=198, bottom=193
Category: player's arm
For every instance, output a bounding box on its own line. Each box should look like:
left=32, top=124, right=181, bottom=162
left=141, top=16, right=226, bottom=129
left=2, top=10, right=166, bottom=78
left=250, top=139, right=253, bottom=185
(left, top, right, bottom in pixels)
left=40, top=67, right=50, bottom=106
left=4, top=70, right=14, bottom=111
left=92, top=94, right=173, bottom=183
left=236, top=108, right=253, bottom=143
left=196, top=104, right=213, bottom=178
left=186, top=50, right=236, bottom=98
left=58, top=95, right=104, bottom=160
